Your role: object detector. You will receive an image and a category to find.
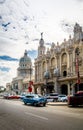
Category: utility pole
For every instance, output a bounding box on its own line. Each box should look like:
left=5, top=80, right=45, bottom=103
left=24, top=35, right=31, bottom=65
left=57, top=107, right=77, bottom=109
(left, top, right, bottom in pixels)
left=28, top=65, right=32, bottom=93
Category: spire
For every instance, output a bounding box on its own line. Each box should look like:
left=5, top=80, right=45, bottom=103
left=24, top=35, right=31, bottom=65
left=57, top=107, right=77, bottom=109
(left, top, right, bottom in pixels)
left=39, top=32, right=44, bottom=46
left=24, top=50, right=27, bottom=56
left=38, top=32, right=45, bottom=56
left=41, top=32, right=43, bottom=39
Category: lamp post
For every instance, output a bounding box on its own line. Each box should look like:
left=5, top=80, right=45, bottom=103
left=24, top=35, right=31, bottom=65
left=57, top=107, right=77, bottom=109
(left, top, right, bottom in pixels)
left=28, top=65, right=33, bottom=93
left=29, top=65, right=32, bottom=81
left=75, top=47, right=80, bottom=91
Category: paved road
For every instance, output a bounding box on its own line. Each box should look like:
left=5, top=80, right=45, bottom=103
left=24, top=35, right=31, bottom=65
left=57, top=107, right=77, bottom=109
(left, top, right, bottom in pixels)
left=0, top=98, right=83, bottom=130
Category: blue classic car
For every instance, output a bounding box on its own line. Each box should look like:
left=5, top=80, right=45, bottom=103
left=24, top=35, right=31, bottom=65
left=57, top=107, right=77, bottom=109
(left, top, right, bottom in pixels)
left=22, top=94, right=47, bottom=107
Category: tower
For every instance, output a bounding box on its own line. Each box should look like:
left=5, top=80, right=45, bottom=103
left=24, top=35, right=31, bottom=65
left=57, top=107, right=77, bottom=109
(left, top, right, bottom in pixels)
left=38, top=33, right=45, bottom=57
left=74, top=23, right=83, bottom=42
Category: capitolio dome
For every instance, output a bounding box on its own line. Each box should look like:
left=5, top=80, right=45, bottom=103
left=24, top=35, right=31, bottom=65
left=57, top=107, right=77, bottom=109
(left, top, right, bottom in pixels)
left=19, top=50, right=31, bottom=66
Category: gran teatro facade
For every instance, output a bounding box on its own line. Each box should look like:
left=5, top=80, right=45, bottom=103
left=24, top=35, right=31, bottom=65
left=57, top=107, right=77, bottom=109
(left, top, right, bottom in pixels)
left=34, top=23, right=83, bottom=95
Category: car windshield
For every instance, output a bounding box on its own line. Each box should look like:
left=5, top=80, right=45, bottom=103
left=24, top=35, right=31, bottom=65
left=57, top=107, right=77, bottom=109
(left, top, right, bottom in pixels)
left=34, top=95, right=39, bottom=98
left=50, top=93, right=58, bottom=96
left=26, top=96, right=34, bottom=98
left=21, top=94, right=26, bottom=96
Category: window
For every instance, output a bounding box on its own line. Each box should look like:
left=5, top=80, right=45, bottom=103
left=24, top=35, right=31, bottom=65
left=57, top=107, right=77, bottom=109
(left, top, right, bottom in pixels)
left=63, top=71, right=67, bottom=77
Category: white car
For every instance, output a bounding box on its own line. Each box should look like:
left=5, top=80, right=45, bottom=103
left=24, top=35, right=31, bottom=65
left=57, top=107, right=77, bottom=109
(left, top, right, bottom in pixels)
left=58, top=95, right=68, bottom=102
left=45, top=93, right=58, bottom=102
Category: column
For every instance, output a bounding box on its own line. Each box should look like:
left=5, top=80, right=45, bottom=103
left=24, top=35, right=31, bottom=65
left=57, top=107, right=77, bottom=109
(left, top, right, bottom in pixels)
left=54, top=79, right=58, bottom=93
left=68, top=83, right=71, bottom=95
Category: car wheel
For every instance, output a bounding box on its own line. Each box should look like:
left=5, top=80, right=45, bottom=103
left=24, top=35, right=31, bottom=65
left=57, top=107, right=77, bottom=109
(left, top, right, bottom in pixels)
left=24, top=102, right=27, bottom=105
left=39, top=103, right=44, bottom=107
left=39, top=102, right=46, bottom=107
left=33, top=102, right=38, bottom=106
left=43, top=103, right=46, bottom=106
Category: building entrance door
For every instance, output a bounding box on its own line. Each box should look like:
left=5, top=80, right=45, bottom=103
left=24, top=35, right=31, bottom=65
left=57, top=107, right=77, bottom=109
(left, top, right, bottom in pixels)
left=61, top=84, right=68, bottom=95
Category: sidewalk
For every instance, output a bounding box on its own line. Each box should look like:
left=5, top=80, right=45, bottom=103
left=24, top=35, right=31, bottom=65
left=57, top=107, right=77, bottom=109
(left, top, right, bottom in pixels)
left=47, top=101, right=67, bottom=106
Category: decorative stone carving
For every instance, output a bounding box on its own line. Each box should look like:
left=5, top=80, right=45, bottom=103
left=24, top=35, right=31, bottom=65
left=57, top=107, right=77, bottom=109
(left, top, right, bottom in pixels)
left=54, top=68, right=60, bottom=77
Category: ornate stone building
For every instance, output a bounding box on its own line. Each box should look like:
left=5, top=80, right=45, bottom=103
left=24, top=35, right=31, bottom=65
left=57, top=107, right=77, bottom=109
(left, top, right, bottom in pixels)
left=34, top=23, right=83, bottom=95
left=6, top=50, right=34, bottom=94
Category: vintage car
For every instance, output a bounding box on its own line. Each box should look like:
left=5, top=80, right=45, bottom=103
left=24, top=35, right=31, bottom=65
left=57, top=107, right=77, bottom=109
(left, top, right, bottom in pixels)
left=3, top=93, right=20, bottom=99
left=22, top=94, right=47, bottom=107
left=7, top=94, right=20, bottom=99
left=68, top=91, right=83, bottom=106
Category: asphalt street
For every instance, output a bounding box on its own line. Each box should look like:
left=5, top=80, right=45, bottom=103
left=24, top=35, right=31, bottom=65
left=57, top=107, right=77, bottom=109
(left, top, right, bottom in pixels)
left=0, top=98, right=83, bottom=130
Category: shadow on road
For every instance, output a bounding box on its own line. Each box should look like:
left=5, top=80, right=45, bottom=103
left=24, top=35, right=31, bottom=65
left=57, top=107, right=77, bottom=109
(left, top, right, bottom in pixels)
left=68, top=105, right=83, bottom=108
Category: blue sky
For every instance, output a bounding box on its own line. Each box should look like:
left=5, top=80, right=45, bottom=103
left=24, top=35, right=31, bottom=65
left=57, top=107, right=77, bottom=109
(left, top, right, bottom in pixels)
left=0, top=0, right=83, bottom=87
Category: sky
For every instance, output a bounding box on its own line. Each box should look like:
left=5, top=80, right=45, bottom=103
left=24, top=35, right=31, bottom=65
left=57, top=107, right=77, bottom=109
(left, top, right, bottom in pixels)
left=0, top=0, right=83, bottom=87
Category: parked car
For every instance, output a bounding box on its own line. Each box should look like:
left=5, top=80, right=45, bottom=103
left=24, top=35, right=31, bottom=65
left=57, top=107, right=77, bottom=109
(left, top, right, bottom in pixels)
left=58, top=94, right=68, bottom=102
left=0, top=92, right=4, bottom=97
left=7, top=94, right=20, bottom=99
left=68, top=91, right=83, bottom=106
left=22, top=94, right=47, bottom=107
left=45, top=93, right=58, bottom=102
left=3, top=93, right=20, bottom=99
left=3, top=93, right=10, bottom=99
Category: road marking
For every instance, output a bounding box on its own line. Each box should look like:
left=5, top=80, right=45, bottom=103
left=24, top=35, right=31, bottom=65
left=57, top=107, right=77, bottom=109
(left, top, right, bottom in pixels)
left=25, top=112, right=48, bottom=121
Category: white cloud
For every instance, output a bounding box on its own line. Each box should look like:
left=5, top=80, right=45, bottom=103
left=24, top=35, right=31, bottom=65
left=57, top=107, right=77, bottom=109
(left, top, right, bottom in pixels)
left=0, top=60, right=18, bottom=87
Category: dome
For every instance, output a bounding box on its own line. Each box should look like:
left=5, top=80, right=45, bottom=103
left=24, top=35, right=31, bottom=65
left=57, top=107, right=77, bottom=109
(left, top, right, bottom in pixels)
left=20, top=56, right=31, bottom=63
left=19, top=50, right=31, bottom=65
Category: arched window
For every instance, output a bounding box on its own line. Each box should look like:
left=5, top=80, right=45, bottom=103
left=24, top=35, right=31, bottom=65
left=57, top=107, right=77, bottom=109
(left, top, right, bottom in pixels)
left=43, top=61, right=46, bottom=71
left=62, top=53, right=67, bottom=64
left=51, top=58, right=55, bottom=67
left=63, top=71, right=67, bottom=77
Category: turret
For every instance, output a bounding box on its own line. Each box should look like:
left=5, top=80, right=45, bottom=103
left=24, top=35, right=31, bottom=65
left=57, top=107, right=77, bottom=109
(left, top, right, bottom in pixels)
left=38, top=33, right=45, bottom=56
left=74, top=23, right=83, bottom=42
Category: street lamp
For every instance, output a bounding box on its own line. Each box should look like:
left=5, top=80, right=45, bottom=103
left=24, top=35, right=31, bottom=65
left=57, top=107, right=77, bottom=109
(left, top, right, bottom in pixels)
left=29, top=65, right=32, bottom=81
left=75, top=47, right=80, bottom=91
left=28, top=65, right=33, bottom=93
